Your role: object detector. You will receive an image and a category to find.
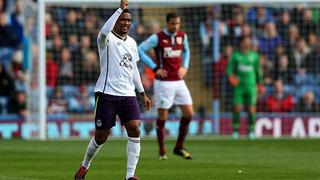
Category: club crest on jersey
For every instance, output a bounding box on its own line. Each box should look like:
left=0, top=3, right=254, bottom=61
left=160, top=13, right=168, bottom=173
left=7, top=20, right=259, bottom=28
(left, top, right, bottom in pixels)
left=176, top=37, right=182, bottom=45
left=120, top=53, right=133, bottom=70
left=96, top=119, right=102, bottom=127
left=162, top=39, right=168, bottom=44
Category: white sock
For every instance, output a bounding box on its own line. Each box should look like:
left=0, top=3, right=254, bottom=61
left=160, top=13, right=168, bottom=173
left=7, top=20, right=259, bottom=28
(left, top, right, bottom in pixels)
left=81, top=138, right=103, bottom=169
left=126, top=137, right=141, bottom=179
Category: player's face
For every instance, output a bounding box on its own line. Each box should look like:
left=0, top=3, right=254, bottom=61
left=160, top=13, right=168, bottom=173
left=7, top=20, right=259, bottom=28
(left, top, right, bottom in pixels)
left=115, top=12, right=131, bottom=36
left=167, top=17, right=180, bottom=34
left=241, top=37, right=251, bottom=50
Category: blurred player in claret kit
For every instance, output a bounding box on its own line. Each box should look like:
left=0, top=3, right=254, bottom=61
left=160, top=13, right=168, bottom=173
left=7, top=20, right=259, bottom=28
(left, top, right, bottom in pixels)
left=74, top=0, right=151, bottom=179
left=138, top=12, right=193, bottom=160
left=226, top=36, right=264, bottom=140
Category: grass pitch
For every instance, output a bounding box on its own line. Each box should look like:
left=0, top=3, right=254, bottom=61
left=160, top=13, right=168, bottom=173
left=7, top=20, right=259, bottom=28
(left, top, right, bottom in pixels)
left=0, top=137, right=319, bottom=180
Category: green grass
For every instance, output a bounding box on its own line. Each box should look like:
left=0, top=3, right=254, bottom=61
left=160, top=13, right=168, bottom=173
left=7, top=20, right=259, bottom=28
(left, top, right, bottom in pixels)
left=0, top=137, right=320, bottom=180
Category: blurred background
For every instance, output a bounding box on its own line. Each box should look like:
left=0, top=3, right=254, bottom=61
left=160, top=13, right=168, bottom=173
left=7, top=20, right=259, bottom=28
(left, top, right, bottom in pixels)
left=1, top=0, right=320, bottom=139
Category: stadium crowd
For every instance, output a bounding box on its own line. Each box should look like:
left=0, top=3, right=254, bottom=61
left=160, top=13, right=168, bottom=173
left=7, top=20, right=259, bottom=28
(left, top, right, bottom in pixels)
left=0, top=0, right=32, bottom=117
left=1, top=1, right=320, bottom=116
left=200, top=5, right=320, bottom=112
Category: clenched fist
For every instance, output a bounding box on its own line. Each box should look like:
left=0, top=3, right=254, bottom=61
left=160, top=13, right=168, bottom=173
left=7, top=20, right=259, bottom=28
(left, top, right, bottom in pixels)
left=120, top=0, right=128, bottom=10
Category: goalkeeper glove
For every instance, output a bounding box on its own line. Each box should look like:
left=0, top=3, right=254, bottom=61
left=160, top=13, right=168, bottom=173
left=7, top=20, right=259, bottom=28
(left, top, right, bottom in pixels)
left=228, top=74, right=239, bottom=87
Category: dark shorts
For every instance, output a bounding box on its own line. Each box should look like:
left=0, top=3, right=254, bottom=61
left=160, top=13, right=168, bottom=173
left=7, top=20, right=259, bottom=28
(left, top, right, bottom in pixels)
left=94, top=92, right=140, bottom=130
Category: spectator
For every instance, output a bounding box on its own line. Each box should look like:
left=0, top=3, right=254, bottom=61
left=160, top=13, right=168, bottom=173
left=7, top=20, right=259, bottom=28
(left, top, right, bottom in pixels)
left=7, top=91, right=26, bottom=117
left=57, top=48, right=74, bottom=85
left=132, top=23, right=146, bottom=44
left=0, top=11, right=19, bottom=70
left=68, top=85, right=94, bottom=113
left=46, top=51, right=58, bottom=88
left=67, top=34, right=80, bottom=52
left=61, top=10, right=80, bottom=40
left=290, top=4, right=304, bottom=25
left=247, top=6, right=274, bottom=33
left=0, top=0, right=7, bottom=12
left=276, top=11, right=292, bottom=44
left=214, top=44, right=233, bottom=100
left=303, top=42, right=320, bottom=75
left=45, top=13, right=53, bottom=38
left=298, top=9, right=318, bottom=40
left=266, top=79, right=294, bottom=112
left=77, top=35, right=96, bottom=83
left=307, top=33, right=318, bottom=51
left=51, top=35, right=63, bottom=61
left=48, top=88, right=67, bottom=114
left=199, top=6, right=228, bottom=87
left=294, top=91, right=319, bottom=112
left=10, top=0, right=24, bottom=46
left=285, top=24, right=300, bottom=54
left=289, top=37, right=310, bottom=72
left=145, top=19, right=161, bottom=35
left=259, top=53, right=273, bottom=86
left=227, top=13, right=246, bottom=46
left=82, top=14, right=98, bottom=49
left=0, top=63, right=14, bottom=97
left=273, top=54, right=295, bottom=84
left=81, top=50, right=99, bottom=84
left=10, top=50, right=26, bottom=91
left=258, top=22, right=282, bottom=61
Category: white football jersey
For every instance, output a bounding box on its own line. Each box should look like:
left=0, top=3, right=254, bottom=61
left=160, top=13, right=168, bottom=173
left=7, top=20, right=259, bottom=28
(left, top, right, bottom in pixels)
left=94, top=32, right=139, bottom=97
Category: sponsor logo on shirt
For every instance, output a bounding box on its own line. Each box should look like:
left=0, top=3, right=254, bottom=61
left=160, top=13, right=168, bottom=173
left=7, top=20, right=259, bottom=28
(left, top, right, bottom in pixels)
left=176, top=37, right=182, bottom=45
left=238, top=64, right=253, bottom=72
left=163, top=47, right=182, bottom=58
left=120, top=53, right=133, bottom=70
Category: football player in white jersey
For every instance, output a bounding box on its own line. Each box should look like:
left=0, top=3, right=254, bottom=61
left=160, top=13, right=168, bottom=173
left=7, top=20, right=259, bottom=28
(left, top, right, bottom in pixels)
left=74, top=1, right=151, bottom=180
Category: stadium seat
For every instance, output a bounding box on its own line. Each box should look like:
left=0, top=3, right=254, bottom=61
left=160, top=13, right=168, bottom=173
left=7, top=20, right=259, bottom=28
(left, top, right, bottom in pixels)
left=293, top=85, right=314, bottom=102
left=62, top=85, right=79, bottom=98
left=46, top=87, right=54, bottom=98
left=0, top=96, right=9, bottom=114
left=294, top=74, right=314, bottom=86
left=87, top=84, right=95, bottom=96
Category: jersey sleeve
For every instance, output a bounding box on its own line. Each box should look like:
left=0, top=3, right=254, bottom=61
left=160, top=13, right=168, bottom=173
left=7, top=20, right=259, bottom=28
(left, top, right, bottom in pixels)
left=226, top=53, right=236, bottom=76
left=97, top=8, right=123, bottom=47
left=138, top=34, right=158, bottom=70
left=133, top=40, right=140, bottom=62
left=182, top=34, right=190, bottom=69
left=133, top=60, right=144, bottom=93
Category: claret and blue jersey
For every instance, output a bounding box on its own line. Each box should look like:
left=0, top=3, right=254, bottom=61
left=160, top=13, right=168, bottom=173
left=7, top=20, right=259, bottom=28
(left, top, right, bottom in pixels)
left=138, top=29, right=190, bottom=81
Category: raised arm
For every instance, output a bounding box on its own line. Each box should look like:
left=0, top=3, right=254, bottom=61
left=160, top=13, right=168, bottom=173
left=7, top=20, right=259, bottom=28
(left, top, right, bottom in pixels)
left=97, top=0, right=128, bottom=46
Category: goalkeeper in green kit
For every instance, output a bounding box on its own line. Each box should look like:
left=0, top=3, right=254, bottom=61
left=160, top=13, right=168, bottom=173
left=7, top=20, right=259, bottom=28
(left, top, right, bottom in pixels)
left=226, top=36, right=265, bottom=140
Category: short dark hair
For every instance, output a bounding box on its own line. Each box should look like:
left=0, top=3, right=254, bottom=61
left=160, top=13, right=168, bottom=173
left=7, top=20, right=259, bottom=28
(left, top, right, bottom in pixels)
left=122, top=9, right=131, bottom=14
left=166, top=12, right=179, bottom=22
left=240, top=36, right=250, bottom=43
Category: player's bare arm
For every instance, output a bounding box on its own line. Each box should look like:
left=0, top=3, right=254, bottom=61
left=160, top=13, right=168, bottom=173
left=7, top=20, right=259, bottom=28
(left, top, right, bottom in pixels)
left=178, top=67, right=188, bottom=79
left=140, top=92, right=151, bottom=111
left=120, top=0, right=128, bottom=9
